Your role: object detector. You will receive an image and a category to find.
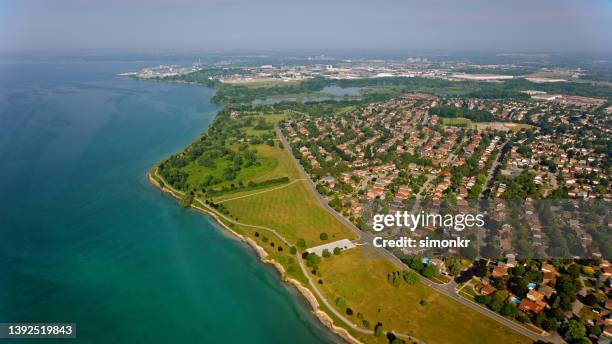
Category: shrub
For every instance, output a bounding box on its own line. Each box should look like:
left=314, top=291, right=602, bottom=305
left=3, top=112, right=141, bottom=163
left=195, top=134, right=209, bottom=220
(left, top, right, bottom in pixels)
left=403, top=271, right=419, bottom=285
left=409, top=259, right=424, bottom=271
left=421, top=265, right=436, bottom=278
left=290, top=246, right=297, bottom=254
left=374, top=323, right=384, bottom=337
left=335, top=297, right=347, bottom=310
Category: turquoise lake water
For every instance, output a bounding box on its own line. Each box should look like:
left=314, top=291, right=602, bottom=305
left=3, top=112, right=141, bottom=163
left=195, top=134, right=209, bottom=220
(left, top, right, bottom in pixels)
left=0, top=58, right=338, bottom=343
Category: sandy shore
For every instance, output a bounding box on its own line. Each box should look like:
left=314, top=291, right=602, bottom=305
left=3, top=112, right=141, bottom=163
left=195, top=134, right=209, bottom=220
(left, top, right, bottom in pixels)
left=147, top=170, right=361, bottom=344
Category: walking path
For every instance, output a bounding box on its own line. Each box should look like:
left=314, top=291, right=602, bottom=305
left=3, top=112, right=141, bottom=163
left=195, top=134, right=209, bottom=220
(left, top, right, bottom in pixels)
left=152, top=168, right=423, bottom=342
left=276, top=126, right=559, bottom=343
left=217, top=179, right=306, bottom=203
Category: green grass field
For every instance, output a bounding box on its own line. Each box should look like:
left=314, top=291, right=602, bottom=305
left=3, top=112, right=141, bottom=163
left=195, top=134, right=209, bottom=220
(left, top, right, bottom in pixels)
left=166, top=114, right=534, bottom=343
left=183, top=151, right=278, bottom=190
left=317, top=247, right=531, bottom=344
left=221, top=180, right=357, bottom=246
left=441, top=117, right=474, bottom=127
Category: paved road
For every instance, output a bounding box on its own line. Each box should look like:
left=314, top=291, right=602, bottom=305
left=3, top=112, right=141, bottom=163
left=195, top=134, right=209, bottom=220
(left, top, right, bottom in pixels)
left=153, top=168, right=423, bottom=342
left=277, top=127, right=559, bottom=343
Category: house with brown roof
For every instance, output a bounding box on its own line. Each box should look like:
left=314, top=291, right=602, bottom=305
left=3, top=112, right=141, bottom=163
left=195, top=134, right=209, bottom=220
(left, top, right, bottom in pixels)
left=538, top=285, right=556, bottom=299
left=476, top=284, right=496, bottom=296
left=519, top=299, right=545, bottom=314
left=541, top=263, right=558, bottom=275
left=602, top=266, right=612, bottom=278
left=527, top=289, right=544, bottom=303
left=492, top=264, right=509, bottom=278
left=605, top=299, right=612, bottom=311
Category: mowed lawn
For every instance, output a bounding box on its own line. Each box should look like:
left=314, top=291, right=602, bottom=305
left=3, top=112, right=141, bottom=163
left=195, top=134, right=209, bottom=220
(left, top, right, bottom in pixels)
left=221, top=181, right=357, bottom=246
left=245, top=144, right=302, bottom=183
left=317, top=247, right=531, bottom=344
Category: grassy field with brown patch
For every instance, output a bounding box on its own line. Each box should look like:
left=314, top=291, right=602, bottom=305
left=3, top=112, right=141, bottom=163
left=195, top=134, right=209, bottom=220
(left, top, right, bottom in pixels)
left=317, top=247, right=531, bottom=344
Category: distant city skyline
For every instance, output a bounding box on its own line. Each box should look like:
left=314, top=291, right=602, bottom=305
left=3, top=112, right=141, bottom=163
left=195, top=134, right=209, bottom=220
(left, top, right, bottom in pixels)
left=1, top=0, right=611, bottom=53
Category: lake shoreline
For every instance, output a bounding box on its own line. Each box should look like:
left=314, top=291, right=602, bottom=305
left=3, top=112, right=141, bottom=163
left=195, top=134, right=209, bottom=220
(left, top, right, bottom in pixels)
left=147, top=170, right=360, bottom=344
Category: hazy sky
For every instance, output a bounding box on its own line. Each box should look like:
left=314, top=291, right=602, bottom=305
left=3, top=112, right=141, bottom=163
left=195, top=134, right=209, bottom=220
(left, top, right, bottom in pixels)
left=1, top=0, right=611, bottom=53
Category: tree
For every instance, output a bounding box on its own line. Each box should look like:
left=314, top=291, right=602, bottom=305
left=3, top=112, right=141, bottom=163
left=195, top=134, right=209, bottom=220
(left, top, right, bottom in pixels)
left=329, top=196, right=341, bottom=209
left=421, top=265, right=436, bottom=278
left=489, top=299, right=503, bottom=312
left=473, top=262, right=488, bottom=278
left=306, top=253, right=320, bottom=268
left=335, top=297, right=347, bottom=310
left=563, top=320, right=586, bottom=342
left=492, top=290, right=509, bottom=304
left=374, top=323, right=384, bottom=337
left=567, top=264, right=581, bottom=279
left=460, top=245, right=478, bottom=260
left=589, top=325, right=602, bottom=336
left=333, top=247, right=341, bottom=255
left=500, top=303, right=518, bottom=317
left=583, top=293, right=597, bottom=306
left=319, top=232, right=329, bottom=240
left=297, top=238, right=306, bottom=248
left=403, top=271, right=419, bottom=285
left=409, top=259, right=424, bottom=271
left=290, top=246, right=297, bottom=254
left=322, top=249, right=331, bottom=258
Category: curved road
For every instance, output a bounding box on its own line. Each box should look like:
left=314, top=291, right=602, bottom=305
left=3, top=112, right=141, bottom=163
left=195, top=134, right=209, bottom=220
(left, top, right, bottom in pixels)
left=153, top=168, right=423, bottom=343
left=276, top=127, right=559, bottom=344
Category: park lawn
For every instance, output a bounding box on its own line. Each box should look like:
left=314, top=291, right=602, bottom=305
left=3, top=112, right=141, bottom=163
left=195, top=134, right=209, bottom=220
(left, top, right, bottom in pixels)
left=441, top=117, right=474, bottom=127
left=211, top=180, right=293, bottom=203
left=182, top=153, right=277, bottom=190
left=183, top=141, right=299, bottom=193
left=262, top=113, right=288, bottom=123
left=317, top=247, right=531, bottom=344
left=242, top=143, right=302, bottom=183
left=221, top=181, right=357, bottom=247
left=182, top=157, right=230, bottom=187
left=242, top=127, right=273, bottom=137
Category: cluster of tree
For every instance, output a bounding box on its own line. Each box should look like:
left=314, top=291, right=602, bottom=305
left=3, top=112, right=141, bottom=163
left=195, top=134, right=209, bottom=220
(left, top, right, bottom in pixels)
left=204, top=199, right=228, bottom=215
left=205, top=177, right=289, bottom=196
left=303, top=252, right=321, bottom=276
left=211, top=78, right=327, bottom=104
left=497, top=170, right=541, bottom=200
left=402, top=258, right=438, bottom=278
left=158, top=161, right=189, bottom=190
left=387, top=270, right=420, bottom=288
left=475, top=290, right=520, bottom=318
